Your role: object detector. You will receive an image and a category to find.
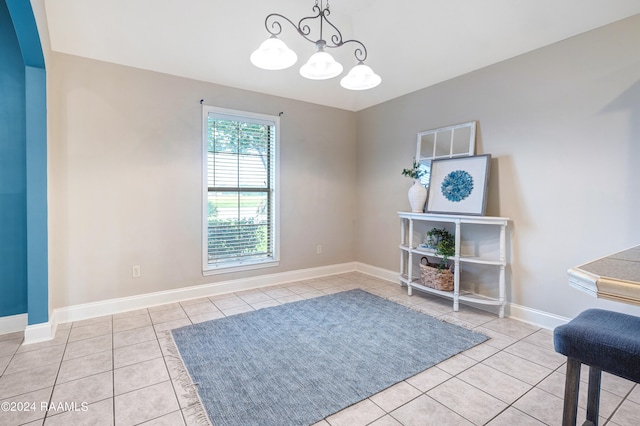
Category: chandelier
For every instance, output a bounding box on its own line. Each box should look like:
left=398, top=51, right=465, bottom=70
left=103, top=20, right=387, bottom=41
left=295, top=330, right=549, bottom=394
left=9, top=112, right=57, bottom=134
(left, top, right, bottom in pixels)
left=250, top=0, right=381, bottom=90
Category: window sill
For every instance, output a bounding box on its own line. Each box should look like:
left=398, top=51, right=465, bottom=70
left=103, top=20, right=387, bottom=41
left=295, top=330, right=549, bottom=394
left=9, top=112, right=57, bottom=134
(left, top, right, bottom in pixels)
left=202, top=260, right=280, bottom=276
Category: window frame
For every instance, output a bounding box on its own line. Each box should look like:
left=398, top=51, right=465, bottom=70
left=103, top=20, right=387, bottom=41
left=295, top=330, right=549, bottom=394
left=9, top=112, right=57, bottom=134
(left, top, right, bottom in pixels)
left=201, top=105, right=280, bottom=275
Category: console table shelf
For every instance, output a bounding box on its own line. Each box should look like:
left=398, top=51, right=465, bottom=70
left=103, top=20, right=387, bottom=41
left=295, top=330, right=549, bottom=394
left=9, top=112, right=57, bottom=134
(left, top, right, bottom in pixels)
left=398, top=212, right=509, bottom=317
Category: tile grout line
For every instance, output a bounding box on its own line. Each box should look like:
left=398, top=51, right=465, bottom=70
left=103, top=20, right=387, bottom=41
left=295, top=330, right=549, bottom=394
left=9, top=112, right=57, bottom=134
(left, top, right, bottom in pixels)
left=165, top=302, right=192, bottom=426
left=603, top=383, right=637, bottom=425
left=42, top=318, right=75, bottom=424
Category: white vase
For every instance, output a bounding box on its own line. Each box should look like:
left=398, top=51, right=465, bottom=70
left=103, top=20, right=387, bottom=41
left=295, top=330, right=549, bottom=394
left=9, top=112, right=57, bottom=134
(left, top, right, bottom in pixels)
left=408, top=180, right=427, bottom=212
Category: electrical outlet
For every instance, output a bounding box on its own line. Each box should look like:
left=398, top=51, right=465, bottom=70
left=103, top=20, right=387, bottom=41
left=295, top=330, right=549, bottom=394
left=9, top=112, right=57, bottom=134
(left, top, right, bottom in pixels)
left=132, top=265, right=141, bottom=278
left=316, top=245, right=322, bottom=254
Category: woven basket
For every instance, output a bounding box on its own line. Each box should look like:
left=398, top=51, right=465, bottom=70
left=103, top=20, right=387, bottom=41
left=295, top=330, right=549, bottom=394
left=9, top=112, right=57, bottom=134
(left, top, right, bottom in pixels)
left=419, top=257, right=454, bottom=291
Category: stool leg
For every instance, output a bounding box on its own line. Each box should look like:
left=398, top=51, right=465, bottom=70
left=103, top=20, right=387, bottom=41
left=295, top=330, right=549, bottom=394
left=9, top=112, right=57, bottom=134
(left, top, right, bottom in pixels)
left=563, top=358, right=581, bottom=426
left=585, top=366, right=601, bottom=426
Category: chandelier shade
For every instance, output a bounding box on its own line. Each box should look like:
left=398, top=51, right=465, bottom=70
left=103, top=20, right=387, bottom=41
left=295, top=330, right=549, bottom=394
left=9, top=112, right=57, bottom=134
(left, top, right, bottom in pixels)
left=250, top=0, right=380, bottom=90
left=250, top=36, right=298, bottom=70
left=340, top=62, right=382, bottom=90
left=299, top=49, right=343, bottom=80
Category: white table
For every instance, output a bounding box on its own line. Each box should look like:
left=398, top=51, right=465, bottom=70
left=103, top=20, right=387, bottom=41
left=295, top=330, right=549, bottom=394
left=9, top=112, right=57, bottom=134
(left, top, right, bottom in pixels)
left=568, top=245, right=640, bottom=306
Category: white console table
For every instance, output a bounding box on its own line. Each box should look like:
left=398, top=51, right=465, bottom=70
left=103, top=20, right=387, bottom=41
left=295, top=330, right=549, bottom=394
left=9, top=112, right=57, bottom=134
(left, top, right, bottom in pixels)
left=399, top=212, right=509, bottom=317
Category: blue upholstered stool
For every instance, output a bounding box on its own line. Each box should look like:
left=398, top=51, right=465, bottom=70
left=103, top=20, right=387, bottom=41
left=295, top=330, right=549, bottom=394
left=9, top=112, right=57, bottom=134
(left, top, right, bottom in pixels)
left=554, top=309, right=640, bottom=426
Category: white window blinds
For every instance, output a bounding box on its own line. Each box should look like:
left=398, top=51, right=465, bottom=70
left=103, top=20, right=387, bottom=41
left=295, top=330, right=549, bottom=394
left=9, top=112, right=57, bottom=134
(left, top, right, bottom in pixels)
left=203, top=108, right=278, bottom=271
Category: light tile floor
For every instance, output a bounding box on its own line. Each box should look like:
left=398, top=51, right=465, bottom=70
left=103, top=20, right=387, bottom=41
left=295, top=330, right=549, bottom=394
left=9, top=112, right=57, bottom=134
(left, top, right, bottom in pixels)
left=1, top=272, right=639, bottom=425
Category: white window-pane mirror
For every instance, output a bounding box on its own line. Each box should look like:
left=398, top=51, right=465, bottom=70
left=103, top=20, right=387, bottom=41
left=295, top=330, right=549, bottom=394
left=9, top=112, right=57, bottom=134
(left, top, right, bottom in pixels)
left=421, top=133, right=436, bottom=157
left=434, top=130, right=453, bottom=157
left=416, top=121, right=477, bottom=188
left=451, top=126, right=473, bottom=155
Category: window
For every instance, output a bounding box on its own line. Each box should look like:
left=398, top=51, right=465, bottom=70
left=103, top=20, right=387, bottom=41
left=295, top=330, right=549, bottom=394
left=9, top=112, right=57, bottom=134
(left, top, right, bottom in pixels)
left=202, top=106, right=279, bottom=274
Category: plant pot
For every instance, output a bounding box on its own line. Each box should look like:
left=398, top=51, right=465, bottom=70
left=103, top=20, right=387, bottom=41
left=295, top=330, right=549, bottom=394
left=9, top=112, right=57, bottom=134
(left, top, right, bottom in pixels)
left=408, top=180, right=427, bottom=212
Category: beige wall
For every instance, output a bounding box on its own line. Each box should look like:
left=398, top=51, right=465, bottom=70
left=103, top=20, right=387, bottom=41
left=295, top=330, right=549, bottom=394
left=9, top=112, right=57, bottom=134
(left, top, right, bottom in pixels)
left=47, top=14, right=640, bottom=321
left=356, top=14, right=640, bottom=319
left=48, top=53, right=356, bottom=309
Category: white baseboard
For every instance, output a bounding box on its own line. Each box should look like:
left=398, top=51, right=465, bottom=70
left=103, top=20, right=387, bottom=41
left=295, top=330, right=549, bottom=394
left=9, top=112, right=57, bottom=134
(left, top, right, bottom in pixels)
left=53, top=262, right=358, bottom=326
left=508, top=303, right=570, bottom=330
left=355, top=263, right=570, bottom=330
left=0, top=313, right=28, bottom=335
left=24, top=320, right=58, bottom=345
left=14, top=261, right=571, bottom=343
left=354, top=262, right=399, bottom=283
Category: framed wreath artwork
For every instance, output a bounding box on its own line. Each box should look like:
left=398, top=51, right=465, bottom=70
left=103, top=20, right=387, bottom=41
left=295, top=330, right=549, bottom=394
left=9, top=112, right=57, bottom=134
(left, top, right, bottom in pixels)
left=425, top=154, right=491, bottom=215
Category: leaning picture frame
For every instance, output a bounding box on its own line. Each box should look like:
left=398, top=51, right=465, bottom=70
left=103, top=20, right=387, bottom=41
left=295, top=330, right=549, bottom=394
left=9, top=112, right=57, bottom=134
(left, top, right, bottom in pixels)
left=426, top=154, right=491, bottom=216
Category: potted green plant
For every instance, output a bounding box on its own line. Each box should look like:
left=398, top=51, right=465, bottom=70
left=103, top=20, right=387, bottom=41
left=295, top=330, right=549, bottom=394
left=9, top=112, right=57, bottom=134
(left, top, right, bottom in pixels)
left=402, top=160, right=427, bottom=212
left=426, top=227, right=455, bottom=270
left=401, top=160, right=425, bottom=180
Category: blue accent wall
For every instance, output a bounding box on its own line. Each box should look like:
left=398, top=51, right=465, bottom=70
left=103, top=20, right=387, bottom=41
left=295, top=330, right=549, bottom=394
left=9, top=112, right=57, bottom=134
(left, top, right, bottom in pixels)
left=1, top=0, right=48, bottom=326
left=25, top=65, right=48, bottom=325
left=0, top=0, right=27, bottom=318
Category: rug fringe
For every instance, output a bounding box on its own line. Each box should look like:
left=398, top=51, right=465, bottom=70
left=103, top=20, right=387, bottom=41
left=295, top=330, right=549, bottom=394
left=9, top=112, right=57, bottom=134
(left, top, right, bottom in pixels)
left=167, top=333, right=214, bottom=426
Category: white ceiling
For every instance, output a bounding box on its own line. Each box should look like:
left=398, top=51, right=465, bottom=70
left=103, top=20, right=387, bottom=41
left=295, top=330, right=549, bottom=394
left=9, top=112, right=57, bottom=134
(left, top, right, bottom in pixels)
left=42, top=0, right=640, bottom=111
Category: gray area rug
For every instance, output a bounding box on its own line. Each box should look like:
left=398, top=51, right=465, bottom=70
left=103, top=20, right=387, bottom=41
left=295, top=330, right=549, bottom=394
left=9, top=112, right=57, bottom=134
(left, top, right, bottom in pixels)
left=172, top=289, right=488, bottom=426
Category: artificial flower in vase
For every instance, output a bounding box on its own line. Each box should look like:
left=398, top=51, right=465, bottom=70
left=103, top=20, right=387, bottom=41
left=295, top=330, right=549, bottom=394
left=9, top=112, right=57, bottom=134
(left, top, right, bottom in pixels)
left=402, top=160, right=427, bottom=212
